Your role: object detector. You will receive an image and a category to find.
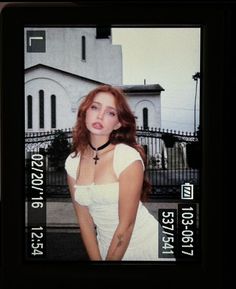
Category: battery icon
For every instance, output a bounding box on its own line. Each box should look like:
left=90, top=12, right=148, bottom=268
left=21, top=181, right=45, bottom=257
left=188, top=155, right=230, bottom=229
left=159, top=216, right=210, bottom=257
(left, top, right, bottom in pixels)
left=181, top=183, right=194, bottom=200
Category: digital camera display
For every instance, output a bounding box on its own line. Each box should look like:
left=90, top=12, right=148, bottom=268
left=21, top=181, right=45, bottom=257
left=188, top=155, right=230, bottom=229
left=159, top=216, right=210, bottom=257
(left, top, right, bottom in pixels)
left=24, top=26, right=201, bottom=262
left=2, top=2, right=232, bottom=288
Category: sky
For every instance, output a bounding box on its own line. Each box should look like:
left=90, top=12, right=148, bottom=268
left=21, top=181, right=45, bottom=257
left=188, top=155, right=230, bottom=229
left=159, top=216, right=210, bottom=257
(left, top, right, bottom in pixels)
left=112, top=28, right=201, bottom=133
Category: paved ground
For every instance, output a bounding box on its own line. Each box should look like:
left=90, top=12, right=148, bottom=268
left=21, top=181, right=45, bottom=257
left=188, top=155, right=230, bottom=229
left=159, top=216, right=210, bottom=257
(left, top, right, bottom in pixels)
left=46, top=231, right=89, bottom=261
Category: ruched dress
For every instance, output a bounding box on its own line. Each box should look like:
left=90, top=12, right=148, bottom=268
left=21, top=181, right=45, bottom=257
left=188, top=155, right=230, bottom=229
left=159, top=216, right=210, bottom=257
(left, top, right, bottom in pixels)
left=65, top=143, right=162, bottom=261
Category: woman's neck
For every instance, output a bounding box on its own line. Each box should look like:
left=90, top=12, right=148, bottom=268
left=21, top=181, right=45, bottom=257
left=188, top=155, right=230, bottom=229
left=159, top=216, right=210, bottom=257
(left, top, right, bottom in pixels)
left=89, top=134, right=110, bottom=148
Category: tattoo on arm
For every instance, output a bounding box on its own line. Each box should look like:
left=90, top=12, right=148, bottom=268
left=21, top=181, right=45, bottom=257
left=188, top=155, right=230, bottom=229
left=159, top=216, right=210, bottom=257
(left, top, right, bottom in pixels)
left=106, top=233, right=128, bottom=259
left=117, top=234, right=123, bottom=247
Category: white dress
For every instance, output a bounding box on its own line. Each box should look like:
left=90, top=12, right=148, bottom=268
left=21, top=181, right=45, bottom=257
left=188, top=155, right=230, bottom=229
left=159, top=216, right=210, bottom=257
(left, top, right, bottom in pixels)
left=65, top=143, right=160, bottom=261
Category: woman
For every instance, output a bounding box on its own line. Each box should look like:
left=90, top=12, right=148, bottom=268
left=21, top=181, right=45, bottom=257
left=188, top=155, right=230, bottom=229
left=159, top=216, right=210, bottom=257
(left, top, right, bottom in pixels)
left=65, top=84, right=159, bottom=261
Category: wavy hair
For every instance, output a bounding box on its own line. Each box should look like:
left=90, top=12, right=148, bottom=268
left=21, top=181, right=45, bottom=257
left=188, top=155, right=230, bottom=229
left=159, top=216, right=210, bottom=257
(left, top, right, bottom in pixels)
left=72, top=84, right=151, bottom=201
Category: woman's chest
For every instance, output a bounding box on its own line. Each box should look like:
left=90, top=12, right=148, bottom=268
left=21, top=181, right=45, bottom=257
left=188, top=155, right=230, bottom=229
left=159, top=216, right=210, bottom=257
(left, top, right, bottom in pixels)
left=77, top=150, right=117, bottom=185
left=74, top=183, right=119, bottom=206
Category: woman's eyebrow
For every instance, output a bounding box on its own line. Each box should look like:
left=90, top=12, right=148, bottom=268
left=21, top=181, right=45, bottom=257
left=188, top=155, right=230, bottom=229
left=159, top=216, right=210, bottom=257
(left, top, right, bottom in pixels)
left=92, top=101, right=101, bottom=105
left=107, top=106, right=117, bottom=111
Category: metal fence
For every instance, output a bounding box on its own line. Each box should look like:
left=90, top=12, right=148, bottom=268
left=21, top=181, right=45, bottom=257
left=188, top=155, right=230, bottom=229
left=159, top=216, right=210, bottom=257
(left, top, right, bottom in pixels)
left=25, top=127, right=200, bottom=200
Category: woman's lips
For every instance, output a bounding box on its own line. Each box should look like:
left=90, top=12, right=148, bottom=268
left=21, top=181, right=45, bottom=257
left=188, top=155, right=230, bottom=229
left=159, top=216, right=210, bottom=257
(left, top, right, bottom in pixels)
left=92, top=122, right=104, bottom=129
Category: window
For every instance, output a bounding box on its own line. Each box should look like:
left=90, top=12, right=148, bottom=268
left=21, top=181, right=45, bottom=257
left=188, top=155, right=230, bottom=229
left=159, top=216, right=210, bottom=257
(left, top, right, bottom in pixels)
left=82, top=35, right=86, bottom=61
left=27, top=95, right=32, bottom=129
left=51, top=94, right=56, bottom=128
left=39, top=90, right=44, bottom=129
left=143, top=107, right=149, bottom=129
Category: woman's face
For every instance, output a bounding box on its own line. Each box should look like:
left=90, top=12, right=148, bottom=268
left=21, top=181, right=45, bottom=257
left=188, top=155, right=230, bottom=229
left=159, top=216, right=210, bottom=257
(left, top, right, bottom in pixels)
left=85, top=91, right=121, bottom=136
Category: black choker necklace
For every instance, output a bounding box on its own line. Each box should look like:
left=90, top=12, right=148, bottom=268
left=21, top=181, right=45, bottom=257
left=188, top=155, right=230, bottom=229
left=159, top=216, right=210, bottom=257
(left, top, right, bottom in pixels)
left=89, top=140, right=111, bottom=165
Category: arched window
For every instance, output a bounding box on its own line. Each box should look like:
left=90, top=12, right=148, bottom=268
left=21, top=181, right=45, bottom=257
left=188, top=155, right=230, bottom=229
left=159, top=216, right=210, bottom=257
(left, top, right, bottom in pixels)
left=27, top=95, right=32, bottom=129
left=82, top=36, right=86, bottom=61
left=39, top=90, right=44, bottom=129
left=51, top=94, right=56, bottom=128
left=143, top=107, right=149, bottom=129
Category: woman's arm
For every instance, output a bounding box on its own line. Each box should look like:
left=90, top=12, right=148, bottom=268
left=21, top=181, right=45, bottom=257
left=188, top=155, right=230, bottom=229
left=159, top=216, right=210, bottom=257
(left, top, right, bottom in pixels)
left=105, top=160, right=144, bottom=260
left=67, top=175, right=102, bottom=260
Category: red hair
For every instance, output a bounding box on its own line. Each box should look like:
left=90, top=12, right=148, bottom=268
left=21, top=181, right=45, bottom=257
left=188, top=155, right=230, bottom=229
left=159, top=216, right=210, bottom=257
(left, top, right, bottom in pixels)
left=72, top=84, right=151, bottom=201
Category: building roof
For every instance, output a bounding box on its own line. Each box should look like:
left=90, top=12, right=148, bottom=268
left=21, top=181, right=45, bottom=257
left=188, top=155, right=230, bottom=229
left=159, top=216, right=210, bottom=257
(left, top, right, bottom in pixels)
left=25, top=64, right=105, bottom=85
left=119, top=84, right=164, bottom=93
left=25, top=64, right=164, bottom=93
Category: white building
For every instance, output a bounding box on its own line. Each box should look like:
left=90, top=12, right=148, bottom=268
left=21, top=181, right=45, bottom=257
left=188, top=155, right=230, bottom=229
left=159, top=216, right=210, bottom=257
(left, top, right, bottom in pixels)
left=24, top=27, right=164, bottom=132
left=121, top=85, right=163, bottom=129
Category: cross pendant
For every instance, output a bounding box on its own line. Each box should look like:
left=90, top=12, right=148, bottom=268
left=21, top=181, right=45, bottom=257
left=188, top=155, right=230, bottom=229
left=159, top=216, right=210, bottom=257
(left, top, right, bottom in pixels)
left=93, top=153, right=99, bottom=165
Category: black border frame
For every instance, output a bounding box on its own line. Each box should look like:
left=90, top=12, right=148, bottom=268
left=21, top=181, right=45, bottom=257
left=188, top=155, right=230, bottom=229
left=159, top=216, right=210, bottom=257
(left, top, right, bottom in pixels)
left=1, top=1, right=233, bottom=288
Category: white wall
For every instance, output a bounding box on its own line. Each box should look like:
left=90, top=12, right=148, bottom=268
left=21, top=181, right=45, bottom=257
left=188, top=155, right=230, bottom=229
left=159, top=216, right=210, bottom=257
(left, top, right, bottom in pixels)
left=127, top=93, right=161, bottom=129
left=24, top=27, right=122, bottom=85
left=134, top=100, right=159, bottom=128
left=25, top=66, right=100, bottom=132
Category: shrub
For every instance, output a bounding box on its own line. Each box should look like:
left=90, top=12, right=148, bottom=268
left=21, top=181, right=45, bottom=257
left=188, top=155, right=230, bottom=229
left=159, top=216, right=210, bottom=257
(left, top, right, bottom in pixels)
left=46, top=130, right=71, bottom=171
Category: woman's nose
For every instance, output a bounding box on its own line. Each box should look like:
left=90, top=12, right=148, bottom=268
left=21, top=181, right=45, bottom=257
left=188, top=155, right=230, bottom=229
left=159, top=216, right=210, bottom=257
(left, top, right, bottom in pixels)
left=97, top=110, right=104, bottom=120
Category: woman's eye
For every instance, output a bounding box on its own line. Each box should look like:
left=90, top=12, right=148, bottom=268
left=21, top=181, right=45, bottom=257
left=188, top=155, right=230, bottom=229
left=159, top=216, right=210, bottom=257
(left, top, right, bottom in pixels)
left=107, top=111, right=116, bottom=117
left=91, top=105, right=98, bottom=110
